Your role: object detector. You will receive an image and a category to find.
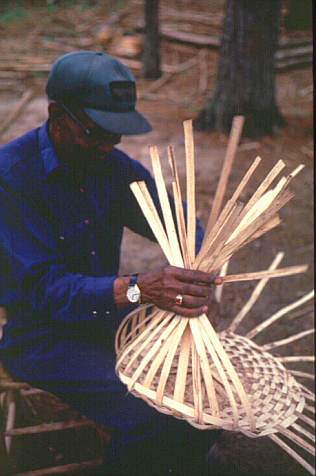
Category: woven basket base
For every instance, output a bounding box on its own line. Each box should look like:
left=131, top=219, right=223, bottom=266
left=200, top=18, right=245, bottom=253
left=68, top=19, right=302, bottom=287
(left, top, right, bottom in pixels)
left=116, top=306, right=304, bottom=436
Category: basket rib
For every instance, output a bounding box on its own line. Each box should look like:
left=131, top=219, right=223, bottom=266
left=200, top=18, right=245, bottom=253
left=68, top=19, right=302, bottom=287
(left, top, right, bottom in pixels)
left=292, top=423, right=315, bottom=443
left=279, top=356, right=314, bottom=363
left=215, top=260, right=230, bottom=303
left=238, top=159, right=285, bottom=219
left=173, top=326, right=191, bottom=403
left=269, top=433, right=315, bottom=475
left=276, top=426, right=315, bottom=455
left=219, top=265, right=308, bottom=284
left=199, top=315, right=255, bottom=431
left=263, top=329, right=314, bottom=351
left=150, top=145, right=184, bottom=267
left=206, top=115, right=244, bottom=234
left=209, top=191, right=295, bottom=272
left=246, top=290, right=314, bottom=339
left=155, top=318, right=188, bottom=405
left=229, top=252, right=284, bottom=332
left=200, top=155, right=261, bottom=257
left=289, top=370, right=314, bottom=381
left=168, top=145, right=190, bottom=267
left=184, top=120, right=196, bottom=265
left=297, top=413, right=315, bottom=428
left=127, top=317, right=180, bottom=391
left=189, top=318, right=220, bottom=417
left=130, top=182, right=173, bottom=263
left=116, top=310, right=171, bottom=370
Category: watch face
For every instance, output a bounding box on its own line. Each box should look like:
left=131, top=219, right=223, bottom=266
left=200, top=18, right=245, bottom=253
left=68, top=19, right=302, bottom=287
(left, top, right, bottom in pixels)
left=127, top=285, right=141, bottom=303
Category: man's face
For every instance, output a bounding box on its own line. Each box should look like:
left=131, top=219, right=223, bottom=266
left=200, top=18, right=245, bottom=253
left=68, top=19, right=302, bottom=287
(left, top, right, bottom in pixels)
left=50, top=103, right=122, bottom=163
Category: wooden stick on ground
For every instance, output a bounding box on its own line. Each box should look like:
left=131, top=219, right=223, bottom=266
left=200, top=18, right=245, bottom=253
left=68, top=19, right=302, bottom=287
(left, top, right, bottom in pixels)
left=0, top=89, right=33, bottom=138
left=198, top=49, right=208, bottom=93
left=138, top=72, right=174, bottom=100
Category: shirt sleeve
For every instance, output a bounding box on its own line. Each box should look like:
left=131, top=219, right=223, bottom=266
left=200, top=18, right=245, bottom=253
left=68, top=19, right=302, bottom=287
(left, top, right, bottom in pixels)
left=0, top=185, right=117, bottom=323
left=122, top=160, right=204, bottom=256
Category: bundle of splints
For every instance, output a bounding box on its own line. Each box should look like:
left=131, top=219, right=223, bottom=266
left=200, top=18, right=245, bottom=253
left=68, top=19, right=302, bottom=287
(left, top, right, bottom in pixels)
left=115, top=117, right=315, bottom=474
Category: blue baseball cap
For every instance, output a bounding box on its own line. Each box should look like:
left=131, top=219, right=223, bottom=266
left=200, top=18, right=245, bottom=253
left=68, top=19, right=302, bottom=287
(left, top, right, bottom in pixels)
left=46, top=51, right=152, bottom=135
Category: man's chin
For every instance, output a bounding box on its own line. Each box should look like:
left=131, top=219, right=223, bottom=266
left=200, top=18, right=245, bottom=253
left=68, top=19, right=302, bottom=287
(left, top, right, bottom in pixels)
left=88, top=145, right=115, bottom=159
left=64, top=144, right=116, bottom=166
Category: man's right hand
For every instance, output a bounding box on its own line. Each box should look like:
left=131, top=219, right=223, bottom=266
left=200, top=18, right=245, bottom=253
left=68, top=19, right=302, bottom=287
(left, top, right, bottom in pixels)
left=138, top=266, right=216, bottom=318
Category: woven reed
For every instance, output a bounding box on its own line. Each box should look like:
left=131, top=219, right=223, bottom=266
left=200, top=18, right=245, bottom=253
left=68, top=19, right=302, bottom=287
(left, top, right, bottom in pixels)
left=116, top=305, right=304, bottom=436
left=115, top=118, right=314, bottom=473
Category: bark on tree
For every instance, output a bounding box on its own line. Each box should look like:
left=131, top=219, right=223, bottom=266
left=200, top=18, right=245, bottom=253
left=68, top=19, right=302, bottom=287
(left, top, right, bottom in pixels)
left=142, top=0, right=161, bottom=79
left=284, top=0, right=313, bottom=30
left=194, top=0, right=286, bottom=137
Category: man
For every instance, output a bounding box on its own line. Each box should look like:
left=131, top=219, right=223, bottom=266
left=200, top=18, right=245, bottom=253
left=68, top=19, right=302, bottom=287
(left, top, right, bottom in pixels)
left=0, top=52, right=220, bottom=475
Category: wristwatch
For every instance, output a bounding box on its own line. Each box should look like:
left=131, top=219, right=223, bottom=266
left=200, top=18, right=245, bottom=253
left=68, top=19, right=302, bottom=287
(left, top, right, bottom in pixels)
left=126, top=274, right=141, bottom=304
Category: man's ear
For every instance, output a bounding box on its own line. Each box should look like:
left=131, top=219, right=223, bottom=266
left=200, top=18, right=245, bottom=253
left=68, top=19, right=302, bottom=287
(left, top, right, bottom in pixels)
left=48, top=102, right=64, bottom=120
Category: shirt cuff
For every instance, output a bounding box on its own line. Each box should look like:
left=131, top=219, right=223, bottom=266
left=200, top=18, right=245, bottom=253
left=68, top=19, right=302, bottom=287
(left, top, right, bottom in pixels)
left=83, top=275, right=117, bottom=320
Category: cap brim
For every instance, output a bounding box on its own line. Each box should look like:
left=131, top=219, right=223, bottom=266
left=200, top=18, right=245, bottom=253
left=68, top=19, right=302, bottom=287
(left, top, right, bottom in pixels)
left=84, top=108, right=152, bottom=135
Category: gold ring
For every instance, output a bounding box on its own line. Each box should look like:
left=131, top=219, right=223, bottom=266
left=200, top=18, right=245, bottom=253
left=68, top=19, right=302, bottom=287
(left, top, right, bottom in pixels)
left=175, top=294, right=183, bottom=305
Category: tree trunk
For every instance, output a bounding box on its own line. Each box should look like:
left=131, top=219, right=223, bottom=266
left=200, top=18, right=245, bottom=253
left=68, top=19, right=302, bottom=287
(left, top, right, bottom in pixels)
left=284, top=0, right=313, bottom=31
left=142, top=0, right=161, bottom=79
left=194, top=0, right=286, bottom=137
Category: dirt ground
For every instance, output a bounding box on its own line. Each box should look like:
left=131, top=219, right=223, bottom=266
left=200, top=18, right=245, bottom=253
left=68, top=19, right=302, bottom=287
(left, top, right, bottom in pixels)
left=0, top=1, right=314, bottom=475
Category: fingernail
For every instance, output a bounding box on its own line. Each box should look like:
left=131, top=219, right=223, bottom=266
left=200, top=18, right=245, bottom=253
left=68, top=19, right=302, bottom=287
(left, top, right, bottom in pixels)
left=214, top=277, right=223, bottom=285
left=202, top=306, right=208, bottom=313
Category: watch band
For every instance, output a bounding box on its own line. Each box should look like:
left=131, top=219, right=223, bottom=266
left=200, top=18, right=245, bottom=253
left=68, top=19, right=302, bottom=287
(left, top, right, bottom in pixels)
left=126, top=274, right=141, bottom=304
left=129, top=274, right=138, bottom=287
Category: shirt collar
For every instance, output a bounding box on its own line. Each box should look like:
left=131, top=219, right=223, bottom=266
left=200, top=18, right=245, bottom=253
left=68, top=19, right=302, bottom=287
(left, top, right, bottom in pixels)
left=38, top=121, right=61, bottom=178
left=38, top=121, right=118, bottom=179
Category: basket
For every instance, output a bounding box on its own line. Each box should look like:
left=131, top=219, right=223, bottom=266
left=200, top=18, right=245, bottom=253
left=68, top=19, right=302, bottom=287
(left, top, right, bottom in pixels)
left=115, top=117, right=314, bottom=473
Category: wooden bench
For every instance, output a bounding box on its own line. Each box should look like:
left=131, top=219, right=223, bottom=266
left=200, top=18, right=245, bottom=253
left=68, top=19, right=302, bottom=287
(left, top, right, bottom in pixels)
left=0, top=307, right=110, bottom=475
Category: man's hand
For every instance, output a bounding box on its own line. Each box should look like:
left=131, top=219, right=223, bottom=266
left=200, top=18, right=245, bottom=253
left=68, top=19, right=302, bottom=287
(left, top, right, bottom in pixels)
left=137, top=266, right=217, bottom=318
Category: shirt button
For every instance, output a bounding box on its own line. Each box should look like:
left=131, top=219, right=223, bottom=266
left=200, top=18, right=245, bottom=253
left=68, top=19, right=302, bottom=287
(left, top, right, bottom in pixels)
left=59, top=236, right=65, bottom=240
left=84, top=219, right=90, bottom=225
left=105, top=311, right=110, bottom=315
left=91, top=250, right=96, bottom=256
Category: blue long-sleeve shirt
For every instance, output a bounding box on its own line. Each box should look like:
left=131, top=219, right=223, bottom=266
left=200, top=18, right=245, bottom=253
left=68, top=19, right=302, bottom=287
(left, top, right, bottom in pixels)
left=0, top=122, right=204, bottom=352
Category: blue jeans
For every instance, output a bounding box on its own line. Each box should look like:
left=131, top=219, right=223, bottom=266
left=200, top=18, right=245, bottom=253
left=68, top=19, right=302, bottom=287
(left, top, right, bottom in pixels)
left=3, top=321, right=220, bottom=475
